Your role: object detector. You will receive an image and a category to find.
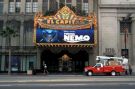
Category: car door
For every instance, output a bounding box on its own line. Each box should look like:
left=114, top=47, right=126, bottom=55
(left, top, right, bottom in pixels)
left=94, top=64, right=104, bottom=73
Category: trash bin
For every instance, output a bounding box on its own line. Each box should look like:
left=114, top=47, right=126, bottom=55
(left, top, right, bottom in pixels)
left=27, top=70, right=33, bottom=75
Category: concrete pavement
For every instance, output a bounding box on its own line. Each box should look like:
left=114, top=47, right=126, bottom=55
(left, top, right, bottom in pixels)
left=0, top=74, right=135, bottom=83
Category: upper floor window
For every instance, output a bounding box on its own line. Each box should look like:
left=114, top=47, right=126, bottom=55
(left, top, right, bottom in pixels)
left=76, top=0, right=82, bottom=12
left=42, top=0, right=48, bottom=12
left=77, top=0, right=81, bottom=3
left=26, top=0, right=31, bottom=2
left=60, top=0, right=65, bottom=8
left=66, top=0, right=71, bottom=3
left=32, top=1, right=38, bottom=12
left=9, top=0, right=21, bottom=13
left=120, top=17, right=132, bottom=33
left=16, top=0, right=20, bottom=2
left=25, top=0, right=38, bottom=13
left=15, top=0, right=21, bottom=13
left=82, top=0, right=88, bottom=14
left=59, top=0, right=72, bottom=8
left=9, top=0, right=15, bottom=13
left=66, top=0, right=72, bottom=8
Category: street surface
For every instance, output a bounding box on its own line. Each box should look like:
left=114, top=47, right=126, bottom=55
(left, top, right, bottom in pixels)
left=0, top=82, right=135, bottom=89
left=0, top=75, right=135, bottom=89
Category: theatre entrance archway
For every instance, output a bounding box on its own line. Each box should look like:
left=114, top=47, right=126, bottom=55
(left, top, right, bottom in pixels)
left=41, top=49, right=89, bottom=73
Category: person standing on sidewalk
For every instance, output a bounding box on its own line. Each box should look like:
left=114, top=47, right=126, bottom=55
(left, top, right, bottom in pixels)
left=129, top=64, right=132, bottom=75
left=124, top=64, right=129, bottom=75
left=43, top=63, right=48, bottom=75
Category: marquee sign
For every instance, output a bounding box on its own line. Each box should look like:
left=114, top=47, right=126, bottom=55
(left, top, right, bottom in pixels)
left=33, top=6, right=97, bottom=47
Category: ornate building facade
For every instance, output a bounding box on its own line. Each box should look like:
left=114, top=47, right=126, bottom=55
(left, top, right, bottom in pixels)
left=1, top=0, right=135, bottom=74
left=0, top=0, right=97, bottom=73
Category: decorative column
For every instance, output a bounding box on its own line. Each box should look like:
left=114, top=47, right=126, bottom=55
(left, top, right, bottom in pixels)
left=20, top=20, right=24, bottom=49
left=38, top=0, right=43, bottom=12
left=117, top=17, right=123, bottom=56
left=131, top=18, right=135, bottom=65
left=1, top=12, right=8, bottom=71
left=3, top=0, right=9, bottom=14
left=131, top=17, right=135, bottom=74
left=88, top=48, right=95, bottom=66
left=47, top=0, right=49, bottom=10
left=88, top=0, right=93, bottom=13
left=36, top=48, right=41, bottom=69
left=20, top=0, right=25, bottom=14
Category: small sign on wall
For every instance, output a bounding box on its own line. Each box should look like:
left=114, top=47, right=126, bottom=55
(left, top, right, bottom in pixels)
left=103, top=48, right=116, bottom=56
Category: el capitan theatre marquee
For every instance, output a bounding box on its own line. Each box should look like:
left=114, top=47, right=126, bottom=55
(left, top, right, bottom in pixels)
left=33, top=6, right=97, bottom=47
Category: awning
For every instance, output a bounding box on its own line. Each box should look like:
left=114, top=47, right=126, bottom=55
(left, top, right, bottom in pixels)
left=35, top=43, right=95, bottom=48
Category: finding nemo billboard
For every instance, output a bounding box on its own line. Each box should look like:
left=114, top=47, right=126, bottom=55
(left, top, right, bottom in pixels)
left=33, top=6, right=97, bottom=47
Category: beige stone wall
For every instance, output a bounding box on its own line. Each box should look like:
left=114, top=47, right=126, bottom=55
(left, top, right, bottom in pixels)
left=98, top=0, right=135, bottom=73
left=100, top=0, right=135, bottom=4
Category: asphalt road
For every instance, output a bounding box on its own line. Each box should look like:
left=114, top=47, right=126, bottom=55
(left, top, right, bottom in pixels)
left=0, top=75, right=135, bottom=89
left=0, top=82, right=135, bottom=89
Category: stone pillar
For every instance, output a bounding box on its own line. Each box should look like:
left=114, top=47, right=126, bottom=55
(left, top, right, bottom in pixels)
left=88, top=48, right=96, bottom=66
left=117, top=17, right=123, bottom=56
left=20, top=0, right=25, bottom=14
left=131, top=17, right=135, bottom=73
left=88, top=0, right=93, bottom=13
left=89, top=54, right=94, bottom=66
left=36, top=48, right=41, bottom=69
left=48, top=0, right=49, bottom=10
left=38, top=0, right=43, bottom=12
left=1, top=11, right=8, bottom=71
left=2, top=17, right=7, bottom=48
left=3, top=0, right=9, bottom=14
left=20, top=20, right=24, bottom=48
left=1, top=56, right=5, bottom=71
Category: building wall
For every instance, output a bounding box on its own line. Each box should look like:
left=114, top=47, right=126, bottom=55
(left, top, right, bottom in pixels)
left=100, top=0, right=135, bottom=4
left=98, top=0, right=135, bottom=73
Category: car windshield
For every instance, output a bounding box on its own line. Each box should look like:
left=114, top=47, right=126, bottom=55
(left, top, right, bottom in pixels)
left=94, top=64, right=101, bottom=67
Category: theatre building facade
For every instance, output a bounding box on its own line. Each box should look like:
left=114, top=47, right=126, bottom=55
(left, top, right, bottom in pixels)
left=0, top=0, right=98, bottom=73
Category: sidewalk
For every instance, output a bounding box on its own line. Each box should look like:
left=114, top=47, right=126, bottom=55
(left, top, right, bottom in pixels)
left=0, top=74, right=135, bottom=83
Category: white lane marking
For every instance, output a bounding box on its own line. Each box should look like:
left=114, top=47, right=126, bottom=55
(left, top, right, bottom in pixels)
left=47, top=83, right=88, bottom=86
left=0, top=84, right=12, bottom=87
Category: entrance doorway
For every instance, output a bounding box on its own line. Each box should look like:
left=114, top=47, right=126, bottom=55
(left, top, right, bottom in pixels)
left=58, top=54, right=72, bottom=72
left=41, top=49, right=89, bottom=73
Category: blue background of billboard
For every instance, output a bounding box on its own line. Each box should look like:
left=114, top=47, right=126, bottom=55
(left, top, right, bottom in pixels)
left=36, top=27, right=94, bottom=44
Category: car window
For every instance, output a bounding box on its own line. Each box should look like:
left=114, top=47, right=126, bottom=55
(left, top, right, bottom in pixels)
left=95, top=64, right=101, bottom=67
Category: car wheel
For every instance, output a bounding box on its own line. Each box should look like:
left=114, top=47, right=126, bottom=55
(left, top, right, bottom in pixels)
left=111, top=71, right=116, bottom=76
left=87, top=71, right=93, bottom=76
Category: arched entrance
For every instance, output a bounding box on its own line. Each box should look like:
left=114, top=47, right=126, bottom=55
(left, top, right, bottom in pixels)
left=41, top=50, right=58, bottom=73
left=41, top=49, right=89, bottom=74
